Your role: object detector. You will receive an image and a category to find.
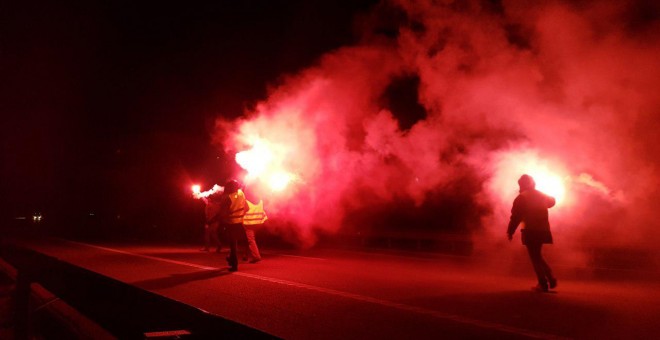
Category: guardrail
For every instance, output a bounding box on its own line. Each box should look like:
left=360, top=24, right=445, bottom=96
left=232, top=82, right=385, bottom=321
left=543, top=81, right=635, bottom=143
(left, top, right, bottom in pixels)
left=1, top=243, right=275, bottom=339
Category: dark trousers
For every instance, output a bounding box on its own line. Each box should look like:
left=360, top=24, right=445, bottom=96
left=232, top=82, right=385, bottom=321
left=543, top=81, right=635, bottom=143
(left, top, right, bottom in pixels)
left=224, top=223, right=246, bottom=269
left=526, top=243, right=554, bottom=286
left=204, top=222, right=221, bottom=250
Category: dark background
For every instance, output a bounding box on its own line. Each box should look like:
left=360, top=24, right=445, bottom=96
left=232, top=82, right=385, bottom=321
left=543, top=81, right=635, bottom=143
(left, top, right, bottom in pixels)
left=1, top=1, right=379, bottom=241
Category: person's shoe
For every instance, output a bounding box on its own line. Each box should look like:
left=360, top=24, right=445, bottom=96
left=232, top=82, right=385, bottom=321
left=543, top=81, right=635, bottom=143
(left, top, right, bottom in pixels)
left=249, top=258, right=261, bottom=264
left=532, top=284, right=549, bottom=293
left=228, top=266, right=238, bottom=272
left=548, top=277, right=557, bottom=289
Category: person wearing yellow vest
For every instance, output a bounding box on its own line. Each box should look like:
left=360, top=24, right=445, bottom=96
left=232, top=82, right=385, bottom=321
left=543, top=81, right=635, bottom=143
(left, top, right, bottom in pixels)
left=242, top=199, right=267, bottom=263
left=213, top=179, right=247, bottom=272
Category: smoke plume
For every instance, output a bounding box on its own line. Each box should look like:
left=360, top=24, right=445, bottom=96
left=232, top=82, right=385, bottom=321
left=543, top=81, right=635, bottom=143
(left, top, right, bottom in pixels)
left=214, top=0, right=660, bottom=258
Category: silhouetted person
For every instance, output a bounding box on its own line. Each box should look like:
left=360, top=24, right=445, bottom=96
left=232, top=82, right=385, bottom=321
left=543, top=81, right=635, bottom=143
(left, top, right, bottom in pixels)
left=213, top=180, right=247, bottom=272
left=200, top=195, right=222, bottom=252
left=507, top=174, right=557, bottom=292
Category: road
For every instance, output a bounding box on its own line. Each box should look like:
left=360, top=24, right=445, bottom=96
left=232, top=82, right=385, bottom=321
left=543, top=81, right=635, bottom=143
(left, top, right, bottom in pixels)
left=11, top=238, right=660, bottom=339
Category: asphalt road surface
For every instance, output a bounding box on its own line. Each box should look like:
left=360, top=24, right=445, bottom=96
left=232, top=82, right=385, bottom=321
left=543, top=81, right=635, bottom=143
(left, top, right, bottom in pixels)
left=13, top=238, right=660, bottom=339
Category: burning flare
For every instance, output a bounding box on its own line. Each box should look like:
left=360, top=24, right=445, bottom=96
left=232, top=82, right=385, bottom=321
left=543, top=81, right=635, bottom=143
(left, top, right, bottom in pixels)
left=192, top=184, right=223, bottom=199
left=490, top=149, right=569, bottom=207
left=235, top=139, right=273, bottom=178
left=268, top=172, right=294, bottom=192
left=235, top=137, right=297, bottom=192
left=528, top=169, right=566, bottom=205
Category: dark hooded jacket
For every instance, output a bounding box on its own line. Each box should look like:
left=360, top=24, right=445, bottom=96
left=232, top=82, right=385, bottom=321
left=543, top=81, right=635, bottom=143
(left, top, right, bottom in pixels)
left=507, top=189, right=556, bottom=245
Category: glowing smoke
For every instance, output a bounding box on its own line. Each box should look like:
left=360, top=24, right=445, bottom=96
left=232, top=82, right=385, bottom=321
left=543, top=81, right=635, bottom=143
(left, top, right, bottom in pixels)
left=235, top=137, right=299, bottom=192
left=214, top=0, right=660, bottom=253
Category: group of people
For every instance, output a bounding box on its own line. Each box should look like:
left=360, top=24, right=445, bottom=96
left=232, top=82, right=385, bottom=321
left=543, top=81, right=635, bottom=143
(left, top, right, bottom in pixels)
left=199, top=180, right=266, bottom=272
left=199, top=174, right=559, bottom=291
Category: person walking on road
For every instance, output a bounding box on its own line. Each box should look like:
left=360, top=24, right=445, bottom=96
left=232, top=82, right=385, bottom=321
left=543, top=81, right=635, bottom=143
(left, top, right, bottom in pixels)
left=507, top=174, right=558, bottom=292
left=242, top=199, right=267, bottom=263
left=214, top=180, right=248, bottom=272
left=200, top=195, right=222, bottom=253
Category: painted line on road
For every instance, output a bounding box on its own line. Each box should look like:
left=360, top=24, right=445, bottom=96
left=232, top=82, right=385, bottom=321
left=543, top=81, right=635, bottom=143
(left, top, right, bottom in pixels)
left=68, top=241, right=218, bottom=271
left=271, top=253, right=326, bottom=261
left=236, top=272, right=568, bottom=340
left=72, top=241, right=568, bottom=340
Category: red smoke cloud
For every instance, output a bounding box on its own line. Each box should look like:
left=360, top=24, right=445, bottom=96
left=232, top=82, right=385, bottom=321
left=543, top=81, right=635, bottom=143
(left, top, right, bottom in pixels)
left=214, top=0, right=660, bottom=254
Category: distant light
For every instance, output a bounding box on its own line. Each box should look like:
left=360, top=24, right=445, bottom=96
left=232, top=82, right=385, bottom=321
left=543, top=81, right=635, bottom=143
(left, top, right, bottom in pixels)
left=32, top=213, right=42, bottom=222
left=191, top=185, right=201, bottom=194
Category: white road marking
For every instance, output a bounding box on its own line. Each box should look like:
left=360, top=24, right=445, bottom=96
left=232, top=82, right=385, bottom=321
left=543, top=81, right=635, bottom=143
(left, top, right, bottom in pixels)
left=235, top=272, right=568, bottom=339
left=71, top=241, right=568, bottom=340
left=270, top=253, right=326, bottom=260
left=67, top=241, right=217, bottom=271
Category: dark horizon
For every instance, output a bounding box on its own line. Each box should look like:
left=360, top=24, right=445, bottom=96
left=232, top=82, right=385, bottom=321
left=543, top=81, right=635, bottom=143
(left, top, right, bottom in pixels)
left=2, top=1, right=658, bottom=253
left=1, top=1, right=379, bottom=241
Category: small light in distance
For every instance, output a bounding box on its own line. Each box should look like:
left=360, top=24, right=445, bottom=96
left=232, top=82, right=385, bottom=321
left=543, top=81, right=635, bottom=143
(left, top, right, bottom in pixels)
left=191, top=185, right=201, bottom=194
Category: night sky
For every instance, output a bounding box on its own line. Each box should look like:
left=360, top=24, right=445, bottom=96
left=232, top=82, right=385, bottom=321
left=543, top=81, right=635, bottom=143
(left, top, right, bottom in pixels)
left=1, top=1, right=378, bottom=238
left=3, top=1, right=658, bottom=253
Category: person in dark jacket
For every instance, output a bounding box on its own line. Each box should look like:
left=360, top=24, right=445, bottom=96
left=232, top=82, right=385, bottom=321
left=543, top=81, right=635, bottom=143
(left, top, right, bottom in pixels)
left=200, top=195, right=222, bottom=253
left=507, top=174, right=558, bottom=292
left=211, top=180, right=248, bottom=272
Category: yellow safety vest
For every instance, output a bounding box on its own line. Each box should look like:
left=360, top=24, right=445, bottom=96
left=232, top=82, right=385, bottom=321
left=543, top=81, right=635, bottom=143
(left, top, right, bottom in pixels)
left=243, top=200, right=268, bottom=226
left=224, top=189, right=247, bottom=224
